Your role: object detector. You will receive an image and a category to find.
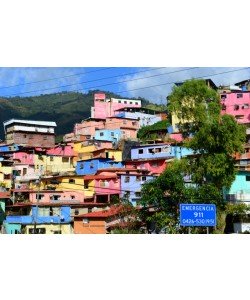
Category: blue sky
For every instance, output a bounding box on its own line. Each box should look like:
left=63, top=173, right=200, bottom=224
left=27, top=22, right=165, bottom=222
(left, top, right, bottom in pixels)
left=0, top=67, right=249, bottom=103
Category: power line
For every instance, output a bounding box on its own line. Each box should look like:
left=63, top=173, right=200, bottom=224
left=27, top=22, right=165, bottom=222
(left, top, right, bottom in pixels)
left=116, top=67, right=250, bottom=94
left=3, top=67, right=198, bottom=97
left=2, top=67, right=248, bottom=99
left=0, top=67, right=114, bottom=90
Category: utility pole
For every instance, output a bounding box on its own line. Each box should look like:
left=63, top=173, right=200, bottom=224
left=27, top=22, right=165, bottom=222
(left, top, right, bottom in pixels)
left=33, top=175, right=41, bottom=234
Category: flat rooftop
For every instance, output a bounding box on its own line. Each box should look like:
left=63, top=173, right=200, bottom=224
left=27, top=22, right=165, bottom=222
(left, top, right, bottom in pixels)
left=3, top=119, right=57, bottom=127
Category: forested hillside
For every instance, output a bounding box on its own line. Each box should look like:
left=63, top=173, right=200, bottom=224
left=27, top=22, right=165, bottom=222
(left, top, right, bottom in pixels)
left=0, top=90, right=156, bottom=140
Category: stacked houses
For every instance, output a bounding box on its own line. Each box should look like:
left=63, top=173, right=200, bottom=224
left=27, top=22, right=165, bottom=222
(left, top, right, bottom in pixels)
left=0, top=81, right=250, bottom=234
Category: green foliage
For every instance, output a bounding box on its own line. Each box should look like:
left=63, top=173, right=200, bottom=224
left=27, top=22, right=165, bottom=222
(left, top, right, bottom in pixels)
left=137, top=119, right=170, bottom=141
left=168, top=79, right=221, bottom=135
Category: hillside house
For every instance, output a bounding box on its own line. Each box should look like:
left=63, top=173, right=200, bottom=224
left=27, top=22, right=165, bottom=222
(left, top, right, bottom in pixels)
left=3, top=119, right=57, bottom=148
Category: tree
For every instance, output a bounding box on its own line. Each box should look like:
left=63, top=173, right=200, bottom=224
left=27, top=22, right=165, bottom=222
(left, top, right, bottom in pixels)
left=139, top=79, right=246, bottom=233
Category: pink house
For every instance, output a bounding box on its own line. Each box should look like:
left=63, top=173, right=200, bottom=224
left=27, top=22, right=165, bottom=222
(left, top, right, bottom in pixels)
left=125, top=159, right=167, bottom=175
left=13, top=151, right=40, bottom=182
left=220, top=91, right=250, bottom=124
left=46, top=144, right=75, bottom=157
left=105, top=117, right=139, bottom=140
left=74, top=118, right=105, bottom=138
left=91, top=93, right=142, bottom=119
left=28, top=190, right=86, bottom=204
left=13, top=152, right=35, bottom=165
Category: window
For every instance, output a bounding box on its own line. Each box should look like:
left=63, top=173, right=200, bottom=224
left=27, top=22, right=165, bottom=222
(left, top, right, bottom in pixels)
left=50, top=156, right=54, bottom=161
left=130, top=102, right=133, bottom=104
left=138, top=149, right=143, bottom=154
left=124, top=191, right=130, bottom=197
left=53, top=231, right=62, bottom=234
left=36, top=194, right=44, bottom=200
left=23, top=134, right=27, bottom=138
left=50, top=195, right=61, bottom=201
left=242, top=104, right=249, bottom=109
left=62, top=157, right=69, bottom=163
left=220, top=94, right=227, bottom=100
left=234, top=105, right=239, bottom=111
left=132, top=121, right=137, bottom=126
left=237, top=93, right=243, bottom=98
left=148, top=148, right=161, bottom=154
left=100, top=180, right=109, bottom=187
left=135, top=102, right=138, bottom=105
left=84, top=182, right=89, bottom=189
left=124, top=101, right=127, bottom=104
left=118, top=100, right=121, bottom=103
left=43, top=136, right=47, bottom=140
left=246, top=176, right=250, bottom=181
left=71, top=195, right=75, bottom=200
left=135, top=192, right=141, bottom=197
left=136, top=176, right=141, bottom=181
left=100, top=132, right=104, bottom=137
left=80, top=163, right=84, bottom=169
left=69, top=179, right=75, bottom=184
left=152, top=162, right=159, bottom=167
left=90, top=163, right=94, bottom=168
left=221, top=104, right=226, bottom=110
left=124, top=176, right=130, bottom=183
left=111, top=132, right=114, bottom=137
left=29, top=228, right=46, bottom=234
left=142, top=176, right=146, bottom=181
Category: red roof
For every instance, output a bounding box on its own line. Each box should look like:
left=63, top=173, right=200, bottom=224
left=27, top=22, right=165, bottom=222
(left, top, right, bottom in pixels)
left=0, top=192, right=11, bottom=199
left=84, top=175, right=117, bottom=180
left=74, top=206, right=124, bottom=219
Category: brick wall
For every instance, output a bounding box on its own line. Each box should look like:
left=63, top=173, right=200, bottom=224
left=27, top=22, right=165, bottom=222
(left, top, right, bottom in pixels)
left=10, top=132, right=55, bottom=148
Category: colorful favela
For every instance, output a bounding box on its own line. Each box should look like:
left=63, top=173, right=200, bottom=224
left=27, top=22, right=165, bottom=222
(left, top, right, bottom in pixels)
left=0, top=78, right=250, bottom=234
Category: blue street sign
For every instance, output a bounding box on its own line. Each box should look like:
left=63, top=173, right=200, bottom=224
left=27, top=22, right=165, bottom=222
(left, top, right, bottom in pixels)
left=180, top=204, right=216, bottom=227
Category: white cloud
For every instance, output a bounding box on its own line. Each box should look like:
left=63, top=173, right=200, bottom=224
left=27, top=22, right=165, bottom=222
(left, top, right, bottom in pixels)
left=120, top=67, right=250, bottom=103
left=0, top=68, right=87, bottom=97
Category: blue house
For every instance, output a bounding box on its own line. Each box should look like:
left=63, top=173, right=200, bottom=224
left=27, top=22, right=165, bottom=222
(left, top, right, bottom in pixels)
left=4, top=205, right=72, bottom=234
left=94, top=129, right=122, bottom=143
left=120, top=174, right=156, bottom=206
left=0, top=144, right=20, bottom=153
left=76, top=158, right=124, bottom=175
left=225, top=171, right=250, bottom=203
left=131, top=143, right=194, bottom=160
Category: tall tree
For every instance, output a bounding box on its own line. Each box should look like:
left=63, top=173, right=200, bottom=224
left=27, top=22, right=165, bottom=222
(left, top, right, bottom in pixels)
left=139, top=79, right=246, bottom=233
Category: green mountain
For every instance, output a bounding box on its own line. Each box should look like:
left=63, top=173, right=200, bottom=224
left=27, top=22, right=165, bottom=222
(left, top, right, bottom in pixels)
left=0, top=90, right=160, bottom=141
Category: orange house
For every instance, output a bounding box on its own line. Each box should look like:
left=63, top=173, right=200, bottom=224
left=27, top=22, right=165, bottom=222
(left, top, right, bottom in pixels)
left=73, top=206, right=125, bottom=234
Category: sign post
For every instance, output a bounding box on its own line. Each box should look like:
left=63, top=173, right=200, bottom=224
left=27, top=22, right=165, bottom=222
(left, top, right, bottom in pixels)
left=180, top=204, right=216, bottom=232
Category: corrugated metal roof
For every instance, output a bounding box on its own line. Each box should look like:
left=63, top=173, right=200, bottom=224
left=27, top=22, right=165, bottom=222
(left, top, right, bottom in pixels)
left=3, top=119, right=57, bottom=127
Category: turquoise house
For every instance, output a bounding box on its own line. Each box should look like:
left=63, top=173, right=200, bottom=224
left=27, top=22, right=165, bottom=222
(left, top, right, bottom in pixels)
left=226, top=171, right=250, bottom=202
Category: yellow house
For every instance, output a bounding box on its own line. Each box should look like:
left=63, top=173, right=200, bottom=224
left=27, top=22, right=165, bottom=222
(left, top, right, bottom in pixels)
left=29, top=175, right=95, bottom=199
left=0, top=160, right=13, bottom=189
left=24, top=223, right=73, bottom=234
left=73, top=141, right=115, bottom=164
left=34, top=154, right=75, bottom=175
